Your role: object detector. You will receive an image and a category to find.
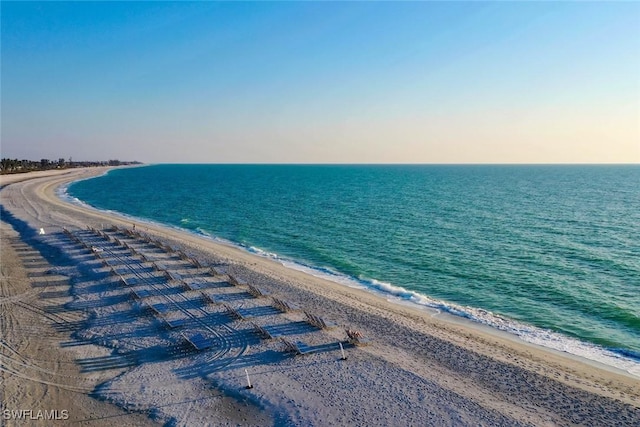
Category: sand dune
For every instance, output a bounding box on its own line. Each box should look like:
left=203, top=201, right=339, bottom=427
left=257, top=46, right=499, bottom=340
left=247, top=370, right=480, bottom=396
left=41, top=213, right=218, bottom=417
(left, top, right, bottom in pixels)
left=1, top=168, right=638, bottom=426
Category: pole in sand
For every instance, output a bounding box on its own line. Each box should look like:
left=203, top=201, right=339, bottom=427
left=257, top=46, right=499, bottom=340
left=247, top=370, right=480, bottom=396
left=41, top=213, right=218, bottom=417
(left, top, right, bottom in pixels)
left=339, top=342, right=347, bottom=360
left=245, top=369, right=253, bottom=389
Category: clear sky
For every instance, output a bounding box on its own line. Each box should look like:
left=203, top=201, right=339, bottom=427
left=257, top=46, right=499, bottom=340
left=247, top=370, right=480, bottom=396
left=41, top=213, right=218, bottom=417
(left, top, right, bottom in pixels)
left=2, top=1, right=639, bottom=164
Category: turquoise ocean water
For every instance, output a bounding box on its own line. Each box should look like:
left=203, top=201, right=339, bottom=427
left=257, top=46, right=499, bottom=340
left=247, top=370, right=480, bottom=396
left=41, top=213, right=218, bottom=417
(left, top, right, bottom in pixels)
left=66, top=164, right=640, bottom=375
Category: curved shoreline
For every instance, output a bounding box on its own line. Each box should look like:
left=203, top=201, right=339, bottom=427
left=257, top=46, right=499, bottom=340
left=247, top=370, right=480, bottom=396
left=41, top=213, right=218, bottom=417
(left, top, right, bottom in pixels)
left=24, top=168, right=640, bottom=381
left=63, top=167, right=640, bottom=378
left=2, top=168, right=639, bottom=426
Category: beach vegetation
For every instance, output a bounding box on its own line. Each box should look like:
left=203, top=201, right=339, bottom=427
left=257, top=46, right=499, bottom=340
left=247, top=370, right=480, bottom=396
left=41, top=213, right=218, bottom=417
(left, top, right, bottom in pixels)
left=0, top=158, right=142, bottom=174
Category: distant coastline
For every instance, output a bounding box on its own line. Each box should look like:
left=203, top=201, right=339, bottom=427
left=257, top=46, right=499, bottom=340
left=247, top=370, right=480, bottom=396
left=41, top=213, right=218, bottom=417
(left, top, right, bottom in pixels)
left=0, top=158, right=143, bottom=175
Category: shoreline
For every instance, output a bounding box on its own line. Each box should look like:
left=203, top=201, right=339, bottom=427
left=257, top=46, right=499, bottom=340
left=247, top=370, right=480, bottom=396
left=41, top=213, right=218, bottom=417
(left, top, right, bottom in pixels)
left=1, top=168, right=639, bottom=426
left=62, top=167, right=640, bottom=380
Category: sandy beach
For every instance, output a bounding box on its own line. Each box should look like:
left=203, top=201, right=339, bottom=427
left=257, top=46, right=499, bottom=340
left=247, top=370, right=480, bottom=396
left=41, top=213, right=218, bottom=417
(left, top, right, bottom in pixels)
left=1, top=168, right=638, bottom=426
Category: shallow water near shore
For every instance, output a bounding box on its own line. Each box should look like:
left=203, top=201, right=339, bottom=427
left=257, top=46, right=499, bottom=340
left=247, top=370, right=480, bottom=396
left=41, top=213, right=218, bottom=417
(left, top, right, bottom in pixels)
left=67, top=164, right=640, bottom=375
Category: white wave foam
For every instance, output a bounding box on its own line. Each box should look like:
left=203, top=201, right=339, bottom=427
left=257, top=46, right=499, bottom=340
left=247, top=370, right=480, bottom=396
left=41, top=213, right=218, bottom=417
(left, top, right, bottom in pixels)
left=248, top=246, right=280, bottom=259
left=358, top=278, right=640, bottom=377
left=57, top=185, right=95, bottom=210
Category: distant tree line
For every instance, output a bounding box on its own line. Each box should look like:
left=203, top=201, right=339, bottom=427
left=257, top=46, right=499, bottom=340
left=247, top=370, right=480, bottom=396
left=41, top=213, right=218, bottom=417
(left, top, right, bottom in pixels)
left=0, top=158, right=143, bottom=174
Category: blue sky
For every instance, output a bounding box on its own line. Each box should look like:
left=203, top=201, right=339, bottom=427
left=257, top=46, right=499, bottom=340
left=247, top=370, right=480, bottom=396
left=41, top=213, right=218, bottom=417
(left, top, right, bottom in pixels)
left=2, top=1, right=639, bottom=163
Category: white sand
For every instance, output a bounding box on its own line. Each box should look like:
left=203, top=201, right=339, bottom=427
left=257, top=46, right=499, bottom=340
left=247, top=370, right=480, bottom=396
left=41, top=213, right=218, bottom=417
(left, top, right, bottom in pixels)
left=1, top=168, right=638, bottom=426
